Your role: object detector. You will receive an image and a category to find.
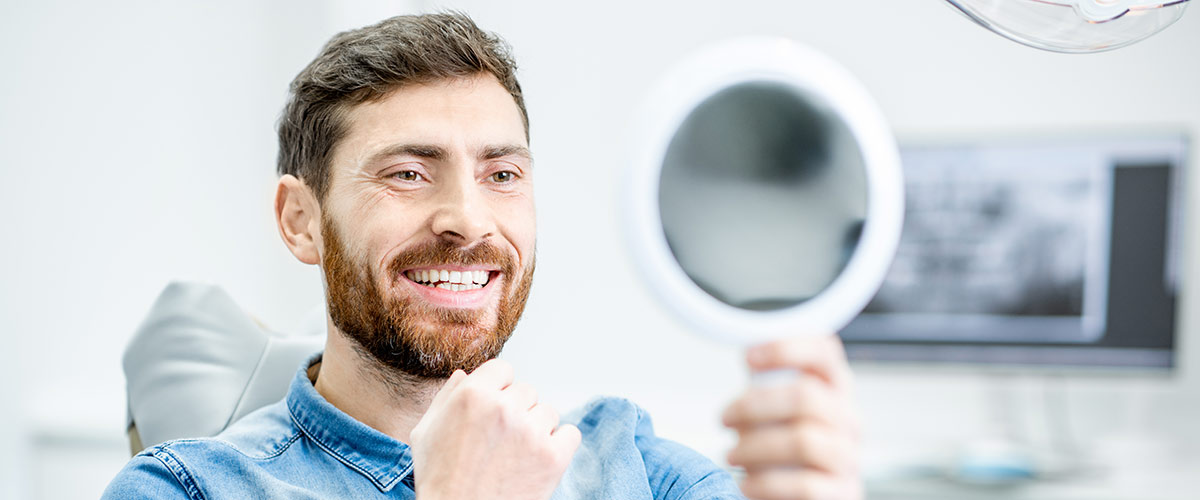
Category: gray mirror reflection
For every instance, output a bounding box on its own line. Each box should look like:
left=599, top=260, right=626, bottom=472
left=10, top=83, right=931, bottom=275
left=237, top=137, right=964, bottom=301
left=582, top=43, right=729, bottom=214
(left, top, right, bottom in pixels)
left=659, top=82, right=869, bottom=311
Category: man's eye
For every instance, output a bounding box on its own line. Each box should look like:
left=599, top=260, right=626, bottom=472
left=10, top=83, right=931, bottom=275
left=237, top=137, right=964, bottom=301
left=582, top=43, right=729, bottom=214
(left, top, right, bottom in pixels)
left=393, top=170, right=422, bottom=182
left=490, top=171, right=517, bottom=183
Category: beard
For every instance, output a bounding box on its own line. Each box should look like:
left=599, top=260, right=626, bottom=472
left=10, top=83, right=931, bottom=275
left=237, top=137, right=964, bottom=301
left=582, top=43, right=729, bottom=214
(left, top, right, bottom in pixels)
left=320, top=215, right=534, bottom=379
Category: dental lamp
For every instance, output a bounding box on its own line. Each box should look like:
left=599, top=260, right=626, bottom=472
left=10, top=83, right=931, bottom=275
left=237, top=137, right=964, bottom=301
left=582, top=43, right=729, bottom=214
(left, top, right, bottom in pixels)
left=945, top=0, right=1192, bottom=53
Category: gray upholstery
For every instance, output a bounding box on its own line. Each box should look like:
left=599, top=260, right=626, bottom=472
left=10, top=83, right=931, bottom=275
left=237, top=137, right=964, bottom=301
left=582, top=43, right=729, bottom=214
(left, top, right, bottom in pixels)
left=123, top=282, right=324, bottom=451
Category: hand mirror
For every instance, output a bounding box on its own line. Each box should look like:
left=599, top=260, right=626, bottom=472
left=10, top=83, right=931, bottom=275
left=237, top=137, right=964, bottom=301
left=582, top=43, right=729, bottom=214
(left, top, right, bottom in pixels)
left=626, top=38, right=904, bottom=346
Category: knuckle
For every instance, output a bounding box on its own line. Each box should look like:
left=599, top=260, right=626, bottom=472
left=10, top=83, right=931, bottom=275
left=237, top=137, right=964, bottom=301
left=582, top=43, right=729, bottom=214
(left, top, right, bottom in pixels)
left=789, top=380, right=814, bottom=409
left=497, top=404, right=519, bottom=427
left=530, top=439, right=558, bottom=463
left=456, top=384, right=495, bottom=411
left=543, top=404, right=560, bottom=424
left=802, top=376, right=827, bottom=397
left=745, top=471, right=797, bottom=499
left=515, top=382, right=539, bottom=404
left=725, top=444, right=743, bottom=466
left=724, top=396, right=748, bottom=420
left=793, top=478, right=821, bottom=500
left=738, top=475, right=763, bottom=498
left=565, top=425, right=583, bottom=446
left=769, top=343, right=794, bottom=365
left=790, top=426, right=815, bottom=456
left=458, top=383, right=484, bottom=401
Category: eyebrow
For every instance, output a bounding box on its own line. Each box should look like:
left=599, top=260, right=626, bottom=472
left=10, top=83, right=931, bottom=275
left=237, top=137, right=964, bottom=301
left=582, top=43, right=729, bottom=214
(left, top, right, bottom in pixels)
left=366, top=143, right=532, bottom=167
left=481, top=144, right=532, bottom=162
left=368, top=144, right=448, bottom=164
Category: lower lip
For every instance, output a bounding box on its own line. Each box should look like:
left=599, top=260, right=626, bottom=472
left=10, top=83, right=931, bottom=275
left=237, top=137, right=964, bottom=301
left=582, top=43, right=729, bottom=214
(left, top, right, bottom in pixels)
left=399, top=274, right=499, bottom=308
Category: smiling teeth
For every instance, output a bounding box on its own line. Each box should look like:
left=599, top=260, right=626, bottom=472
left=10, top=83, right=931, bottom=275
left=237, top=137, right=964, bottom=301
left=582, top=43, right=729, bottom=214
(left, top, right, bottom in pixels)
left=405, top=269, right=490, bottom=290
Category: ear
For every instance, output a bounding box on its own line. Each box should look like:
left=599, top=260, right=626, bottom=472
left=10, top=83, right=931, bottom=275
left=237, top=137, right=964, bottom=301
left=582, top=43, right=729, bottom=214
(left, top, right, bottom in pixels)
left=275, top=175, right=322, bottom=265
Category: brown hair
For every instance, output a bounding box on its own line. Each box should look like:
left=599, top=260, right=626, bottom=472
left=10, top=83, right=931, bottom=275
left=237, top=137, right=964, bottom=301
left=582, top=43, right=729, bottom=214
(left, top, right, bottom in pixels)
left=276, top=12, right=527, bottom=202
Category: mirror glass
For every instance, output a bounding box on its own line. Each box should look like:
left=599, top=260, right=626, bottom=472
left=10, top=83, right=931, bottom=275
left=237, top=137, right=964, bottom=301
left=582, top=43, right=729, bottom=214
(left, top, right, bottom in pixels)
left=658, top=81, right=869, bottom=311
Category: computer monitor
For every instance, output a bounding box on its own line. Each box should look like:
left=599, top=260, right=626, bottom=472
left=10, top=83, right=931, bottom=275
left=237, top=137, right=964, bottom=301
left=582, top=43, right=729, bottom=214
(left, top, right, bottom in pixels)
left=842, top=134, right=1187, bottom=370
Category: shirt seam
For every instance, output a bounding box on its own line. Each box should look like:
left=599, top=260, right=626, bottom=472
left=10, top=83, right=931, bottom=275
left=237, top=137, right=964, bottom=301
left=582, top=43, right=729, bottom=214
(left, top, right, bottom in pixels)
left=151, top=447, right=207, bottom=500
left=258, top=432, right=303, bottom=460
left=161, top=430, right=302, bottom=462
left=675, top=469, right=738, bottom=499
left=288, top=403, right=409, bottom=492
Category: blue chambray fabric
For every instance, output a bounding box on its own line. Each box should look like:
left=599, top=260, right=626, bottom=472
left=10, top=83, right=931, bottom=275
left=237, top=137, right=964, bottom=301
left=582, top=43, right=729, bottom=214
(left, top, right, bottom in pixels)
left=102, top=355, right=744, bottom=499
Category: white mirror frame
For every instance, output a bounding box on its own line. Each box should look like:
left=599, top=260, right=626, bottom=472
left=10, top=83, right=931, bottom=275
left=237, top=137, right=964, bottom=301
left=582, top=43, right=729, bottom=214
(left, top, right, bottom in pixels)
left=624, top=37, right=905, bottom=346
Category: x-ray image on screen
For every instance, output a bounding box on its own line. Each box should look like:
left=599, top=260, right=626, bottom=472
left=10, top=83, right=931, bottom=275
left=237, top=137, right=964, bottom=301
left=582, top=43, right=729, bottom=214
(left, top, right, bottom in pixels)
left=848, top=144, right=1113, bottom=344
left=842, top=135, right=1185, bottom=369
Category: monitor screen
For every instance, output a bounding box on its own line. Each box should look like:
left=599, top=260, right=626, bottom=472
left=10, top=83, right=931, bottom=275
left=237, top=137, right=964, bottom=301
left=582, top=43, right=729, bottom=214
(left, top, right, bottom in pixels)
left=843, top=135, right=1187, bottom=369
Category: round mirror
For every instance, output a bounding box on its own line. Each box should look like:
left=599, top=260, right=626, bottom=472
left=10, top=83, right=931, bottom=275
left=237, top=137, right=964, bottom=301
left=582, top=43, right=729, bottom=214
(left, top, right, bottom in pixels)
left=625, top=38, right=904, bottom=346
left=659, top=81, right=868, bottom=311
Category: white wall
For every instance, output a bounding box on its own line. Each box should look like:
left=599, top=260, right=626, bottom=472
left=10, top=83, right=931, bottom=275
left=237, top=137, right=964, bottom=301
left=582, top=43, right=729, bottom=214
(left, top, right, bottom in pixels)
left=0, top=1, right=418, bottom=498
left=3, top=0, right=1199, bottom=498
left=451, top=0, right=1200, bottom=467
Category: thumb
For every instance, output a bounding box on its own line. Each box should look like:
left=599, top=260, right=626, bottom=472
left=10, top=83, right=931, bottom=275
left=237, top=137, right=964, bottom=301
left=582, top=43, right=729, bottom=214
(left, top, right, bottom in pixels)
left=550, top=423, right=582, bottom=459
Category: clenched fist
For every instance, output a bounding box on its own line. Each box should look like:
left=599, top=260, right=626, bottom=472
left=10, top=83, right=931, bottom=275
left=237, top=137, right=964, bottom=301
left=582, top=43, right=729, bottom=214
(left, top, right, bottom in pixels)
left=410, top=359, right=581, bottom=500
left=722, top=334, right=863, bottom=500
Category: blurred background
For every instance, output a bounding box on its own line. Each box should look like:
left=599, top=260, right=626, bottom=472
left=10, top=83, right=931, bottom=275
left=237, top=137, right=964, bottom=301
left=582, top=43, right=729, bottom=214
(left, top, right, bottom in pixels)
left=2, top=0, right=1198, bottom=498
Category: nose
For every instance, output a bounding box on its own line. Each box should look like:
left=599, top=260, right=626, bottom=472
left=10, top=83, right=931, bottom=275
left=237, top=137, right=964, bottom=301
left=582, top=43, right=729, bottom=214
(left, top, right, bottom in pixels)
left=430, top=173, right=496, bottom=245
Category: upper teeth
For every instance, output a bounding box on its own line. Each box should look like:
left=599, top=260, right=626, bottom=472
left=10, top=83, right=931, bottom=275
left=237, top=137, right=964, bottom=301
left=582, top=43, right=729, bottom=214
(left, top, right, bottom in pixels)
left=405, top=269, right=490, bottom=291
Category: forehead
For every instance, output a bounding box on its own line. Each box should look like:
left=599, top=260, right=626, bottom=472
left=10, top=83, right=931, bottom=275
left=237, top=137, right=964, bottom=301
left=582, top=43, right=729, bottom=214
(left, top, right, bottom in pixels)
left=333, top=74, right=528, bottom=166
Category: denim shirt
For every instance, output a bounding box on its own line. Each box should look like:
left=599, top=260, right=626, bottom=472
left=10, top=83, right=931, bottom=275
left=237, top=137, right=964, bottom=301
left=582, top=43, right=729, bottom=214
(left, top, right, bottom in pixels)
left=103, top=357, right=744, bottom=499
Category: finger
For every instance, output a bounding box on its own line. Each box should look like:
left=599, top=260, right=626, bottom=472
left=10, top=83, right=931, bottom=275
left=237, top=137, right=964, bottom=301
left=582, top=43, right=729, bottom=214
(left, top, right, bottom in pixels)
left=502, top=381, right=539, bottom=411
left=727, top=423, right=857, bottom=474
left=722, top=378, right=841, bottom=429
left=527, top=402, right=561, bottom=433
left=740, top=468, right=861, bottom=500
left=747, top=335, right=851, bottom=389
left=444, top=369, right=468, bottom=391
left=549, top=423, right=582, bottom=459
left=429, top=369, right=468, bottom=407
left=466, top=358, right=514, bottom=390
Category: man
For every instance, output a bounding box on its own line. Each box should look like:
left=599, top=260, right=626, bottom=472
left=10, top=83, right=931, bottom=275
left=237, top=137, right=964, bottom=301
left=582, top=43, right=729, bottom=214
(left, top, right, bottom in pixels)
left=104, top=12, right=861, bottom=500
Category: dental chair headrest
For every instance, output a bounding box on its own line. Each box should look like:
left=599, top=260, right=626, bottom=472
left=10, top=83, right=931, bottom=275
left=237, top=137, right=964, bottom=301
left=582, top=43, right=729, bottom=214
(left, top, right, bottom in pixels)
left=123, top=282, right=324, bottom=452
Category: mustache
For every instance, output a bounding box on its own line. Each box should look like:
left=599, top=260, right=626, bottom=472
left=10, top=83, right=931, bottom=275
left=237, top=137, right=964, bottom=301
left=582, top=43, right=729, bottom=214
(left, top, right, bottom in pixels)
left=386, top=239, right=516, bottom=277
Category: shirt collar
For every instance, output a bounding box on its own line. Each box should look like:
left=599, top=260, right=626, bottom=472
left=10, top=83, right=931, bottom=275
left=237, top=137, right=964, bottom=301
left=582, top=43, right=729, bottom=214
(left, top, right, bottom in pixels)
left=286, top=353, right=414, bottom=492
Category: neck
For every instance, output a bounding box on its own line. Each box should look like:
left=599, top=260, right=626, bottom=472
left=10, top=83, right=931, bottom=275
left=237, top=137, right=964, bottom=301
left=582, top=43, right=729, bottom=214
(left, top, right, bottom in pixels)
left=313, top=317, right=446, bottom=444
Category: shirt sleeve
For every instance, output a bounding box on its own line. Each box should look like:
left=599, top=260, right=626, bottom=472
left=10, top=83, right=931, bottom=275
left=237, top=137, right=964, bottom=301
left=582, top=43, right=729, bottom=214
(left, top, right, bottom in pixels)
left=634, top=410, right=746, bottom=500
left=101, top=451, right=198, bottom=500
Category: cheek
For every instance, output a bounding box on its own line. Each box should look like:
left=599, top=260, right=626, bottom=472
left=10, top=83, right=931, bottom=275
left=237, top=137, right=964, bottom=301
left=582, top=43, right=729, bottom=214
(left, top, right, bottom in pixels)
left=361, top=214, right=425, bottom=266
left=497, top=197, right=536, bottom=260
left=340, top=206, right=424, bottom=268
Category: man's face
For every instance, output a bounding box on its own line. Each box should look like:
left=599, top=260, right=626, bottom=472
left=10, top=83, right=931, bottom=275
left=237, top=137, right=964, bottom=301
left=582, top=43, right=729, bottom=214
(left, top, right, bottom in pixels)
left=317, top=73, right=535, bottom=379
